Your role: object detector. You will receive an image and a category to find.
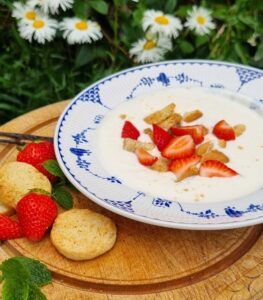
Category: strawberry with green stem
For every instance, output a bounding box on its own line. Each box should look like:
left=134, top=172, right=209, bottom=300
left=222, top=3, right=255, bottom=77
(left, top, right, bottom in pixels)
left=17, top=141, right=57, bottom=183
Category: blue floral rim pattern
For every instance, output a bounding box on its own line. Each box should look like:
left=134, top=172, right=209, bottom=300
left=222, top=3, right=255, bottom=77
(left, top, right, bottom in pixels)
left=55, top=60, right=263, bottom=229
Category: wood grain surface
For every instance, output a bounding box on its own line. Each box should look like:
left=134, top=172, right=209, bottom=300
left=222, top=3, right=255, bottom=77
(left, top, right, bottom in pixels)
left=0, top=101, right=262, bottom=300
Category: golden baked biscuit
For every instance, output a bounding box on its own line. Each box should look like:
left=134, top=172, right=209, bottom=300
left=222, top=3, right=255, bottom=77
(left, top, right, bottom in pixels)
left=0, top=162, right=52, bottom=208
left=0, top=202, right=14, bottom=216
left=51, top=209, right=117, bottom=260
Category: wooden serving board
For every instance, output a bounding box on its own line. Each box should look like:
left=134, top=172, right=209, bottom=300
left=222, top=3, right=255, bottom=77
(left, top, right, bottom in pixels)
left=0, top=101, right=262, bottom=300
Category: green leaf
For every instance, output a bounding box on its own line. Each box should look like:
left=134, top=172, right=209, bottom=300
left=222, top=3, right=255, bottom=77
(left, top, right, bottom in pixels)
left=165, top=0, right=177, bottom=12
left=2, top=279, right=29, bottom=300
left=254, top=41, right=263, bottom=61
left=73, top=0, right=89, bottom=19
left=1, top=258, right=29, bottom=281
left=238, top=15, right=257, bottom=29
left=28, top=284, right=47, bottom=300
left=175, top=5, right=191, bottom=17
left=234, top=43, right=248, bottom=65
left=179, top=40, right=194, bottom=54
left=12, top=257, right=52, bottom=287
left=52, top=186, right=73, bottom=209
left=75, top=45, right=90, bottom=68
left=43, top=160, right=65, bottom=183
left=89, top=0, right=108, bottom=15
left=75, top=45, right=107, bottom=68
left=195, top=35, right=209, bottom=47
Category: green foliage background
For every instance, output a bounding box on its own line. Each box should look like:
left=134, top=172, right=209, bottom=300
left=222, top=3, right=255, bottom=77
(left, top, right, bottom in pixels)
left=0, top=0, right=262, bottom=124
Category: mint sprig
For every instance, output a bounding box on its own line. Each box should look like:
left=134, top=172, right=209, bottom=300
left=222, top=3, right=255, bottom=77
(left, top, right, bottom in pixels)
left=52, top=186, right=73, bottom=210
left=1, top=257, right=51, bottom=300
left=43, top=160, right=66, bottom=183
left=28, top=284, right=46, bottom=300
left=43, top=159, right=74, bottom=209
left=2, top=279, right=29, bottom=300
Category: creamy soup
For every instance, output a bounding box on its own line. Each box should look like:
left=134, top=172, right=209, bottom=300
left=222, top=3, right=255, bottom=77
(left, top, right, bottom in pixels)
left=97, top=87, right=263, bottom=203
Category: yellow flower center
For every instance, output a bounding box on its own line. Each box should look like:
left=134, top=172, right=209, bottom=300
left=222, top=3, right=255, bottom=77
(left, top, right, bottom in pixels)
left=155, top=15, right=169, bottom=25
left=143, top=40, right=157, bottom=50
left=196, top=15, right=206, bottom=25
left=33, top=20, right=45, bottom=29
left=25, top=10, right=36, bottom=20
left=75, top=21, right=88, bottom=30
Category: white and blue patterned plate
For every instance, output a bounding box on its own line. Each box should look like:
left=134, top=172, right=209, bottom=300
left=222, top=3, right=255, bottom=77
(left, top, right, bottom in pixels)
left=55, top=60, right=263, bottom=230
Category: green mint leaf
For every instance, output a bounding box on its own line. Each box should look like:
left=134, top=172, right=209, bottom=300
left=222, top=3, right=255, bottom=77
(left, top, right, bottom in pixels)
left=52, top=186, right=73, bottom=210
left=28, top=284, right=47, bottom=300
left=2, top=279, right=29, bottom=300
left=43, top=160, right=65, bottom=183
left=2, top=257, right=52, bottom=287
left=2, top=258, right=29, bottom=281
left=13, top=257, right=52, bottom=287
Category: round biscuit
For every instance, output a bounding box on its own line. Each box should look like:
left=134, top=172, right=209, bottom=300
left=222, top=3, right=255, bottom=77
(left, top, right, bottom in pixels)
left=51, top=209, right=117, bottom=260
left=0, top=162, right=52, bottom=208
left=0, top=202, right=14, bottom=216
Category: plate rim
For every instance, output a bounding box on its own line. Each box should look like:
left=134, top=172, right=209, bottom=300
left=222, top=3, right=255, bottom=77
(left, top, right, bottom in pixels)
left=54, top=59, right=263, bottom=230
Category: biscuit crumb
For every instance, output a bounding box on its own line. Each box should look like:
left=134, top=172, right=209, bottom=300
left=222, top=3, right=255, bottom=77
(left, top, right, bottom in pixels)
left=234, top=124, right=246, bottom=137
left=119, top=114, right=127, bottom=119
left=184, top=188, right=189, bottom=192
left=201, top=150, right=229, bottom=163
left=238, top=145, right=244, bottom=150
left=183, top=109, right=203, bottom=123
left=176, top=166, right=199, bottom=182
left=143, top=128, right=154, bottom=141
left=196, top=141, right=213, bottom=156
left=218, top=139, right=227, bottom=148
left=157, top=113, right=182, bottom=130
left=144, top=103, right=175, bottom=124
left=151, top=158, right=170, bottom=172
left=123, top=138, right=155, bottom=152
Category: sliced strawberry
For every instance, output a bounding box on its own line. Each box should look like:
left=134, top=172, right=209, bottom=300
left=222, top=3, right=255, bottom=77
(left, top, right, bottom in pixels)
left=162, top=135, right=195, bottom=159
left=212, top=120, right=235, bottom=141
left=152, top=124, right=172, bottom=151
left=169, top=155, right=201, bottom=178
left=171, top=125, right=206, bottom=144
left=199, top=160, right=238, bottom=177
left=121, top=121, right=140, bottom=140
left=135, top=147, right=157, bottom=166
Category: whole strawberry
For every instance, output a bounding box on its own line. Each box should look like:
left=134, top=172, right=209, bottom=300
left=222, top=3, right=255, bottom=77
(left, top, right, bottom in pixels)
left=0, top=215, right=23, bottom=240
left=16, top=193, right=58, bottom=241
left=17, top=141, right=57, bottom=183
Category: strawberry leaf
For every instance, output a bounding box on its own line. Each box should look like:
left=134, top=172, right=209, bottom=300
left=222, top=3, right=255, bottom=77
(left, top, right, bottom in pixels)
left=52, top=186, right=73, bottom=210
left=43, top=160, right=65, bottom=183
left=2, top=279, right=29, bottom=300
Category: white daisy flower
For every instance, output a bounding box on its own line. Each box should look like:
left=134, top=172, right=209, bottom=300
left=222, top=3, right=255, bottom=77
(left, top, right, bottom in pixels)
left=129, top=36, right=172, bottom=63
left=18, top=15, right=58, bottom=44
left=185, top=6, right=215, bottom=36
left=142, top=10, right=182, bottom=39
left=28, top=0, right=73, bottom=14
left=12, top=1, right=39, bottom=22
left=60, top=17, right=103, bottom=45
